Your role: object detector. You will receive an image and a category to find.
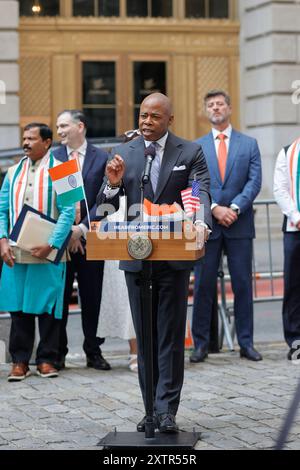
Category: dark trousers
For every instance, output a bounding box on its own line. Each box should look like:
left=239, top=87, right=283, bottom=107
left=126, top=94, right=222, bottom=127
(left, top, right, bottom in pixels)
left=282, top=232, right=300, bottom=347
left=59, top=252, right=104, bottom=358
left=125, top=262, right=190, bottom=415
left=192, top=236, right=254, bottom=350
left=9, top=311, right=61, bottom=365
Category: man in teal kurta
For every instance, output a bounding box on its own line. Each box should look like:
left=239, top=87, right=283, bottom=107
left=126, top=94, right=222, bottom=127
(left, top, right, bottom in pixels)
left=0, top=123, right=75, bottom=381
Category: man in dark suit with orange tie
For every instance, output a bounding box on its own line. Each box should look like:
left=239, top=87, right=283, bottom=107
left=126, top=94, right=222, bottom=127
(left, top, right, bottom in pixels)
left=190, top=90, right=262, bottom=363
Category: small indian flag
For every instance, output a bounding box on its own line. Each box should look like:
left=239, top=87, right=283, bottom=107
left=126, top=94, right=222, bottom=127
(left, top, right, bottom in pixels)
left=48, top=159, right=85, bottom=205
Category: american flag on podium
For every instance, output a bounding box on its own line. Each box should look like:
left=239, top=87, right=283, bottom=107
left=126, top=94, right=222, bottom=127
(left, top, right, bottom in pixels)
left=181, top=178, right=201, bottom=218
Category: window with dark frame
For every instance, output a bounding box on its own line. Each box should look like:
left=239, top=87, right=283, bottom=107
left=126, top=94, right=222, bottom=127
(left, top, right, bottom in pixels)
left=133, top=61, right=167, bottom=127
left=127, top=0, right=172, bottom=18
left=82, top=61, right=116, bottom=137
left=73, top=0, right=120, bottom=17
left=152, top=0, right=172, bottom=18
left=99, top=0, right=120, bottom=16
left=18, top=0, right=229, bottom=19
left=209, top=0, right=229, bottom=18
left=185, top=0, right=229, bottom=19
left=127, top=0, right=147, bottom=17
left=19, top=0, right=59, bottom=16
left=185, top=0, right=205, bottom=18
left=73, top=0, right=94, bottom=16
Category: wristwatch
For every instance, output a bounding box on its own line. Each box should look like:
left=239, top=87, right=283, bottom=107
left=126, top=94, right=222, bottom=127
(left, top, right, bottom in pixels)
left=107, top=180, right=122, bottom=190
left=230, top=205, right=240, bottom=215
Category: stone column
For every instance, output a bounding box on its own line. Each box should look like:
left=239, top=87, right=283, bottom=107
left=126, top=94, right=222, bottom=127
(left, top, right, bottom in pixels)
left=239, top=0, right=300, bottom=196
left=0, top=0, right=19, bottom=149
left=0, top=0, right=18, bottom=361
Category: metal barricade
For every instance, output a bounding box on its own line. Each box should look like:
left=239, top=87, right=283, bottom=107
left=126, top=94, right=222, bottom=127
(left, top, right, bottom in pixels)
left=217, top=199, right=283, bottom=350
left=0, top=199, right=285, bottom=354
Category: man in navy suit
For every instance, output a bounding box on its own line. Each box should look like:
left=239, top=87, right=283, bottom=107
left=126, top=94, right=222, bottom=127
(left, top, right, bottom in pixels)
left=53, top=110, right=110, bottom=371
left=97, top=93, right=212, bottom=433
left=190, top=90, right=263, bottom=363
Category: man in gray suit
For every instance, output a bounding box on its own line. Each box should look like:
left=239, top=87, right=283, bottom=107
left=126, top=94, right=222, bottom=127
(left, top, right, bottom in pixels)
left=97, top=93, right=211, bottom=433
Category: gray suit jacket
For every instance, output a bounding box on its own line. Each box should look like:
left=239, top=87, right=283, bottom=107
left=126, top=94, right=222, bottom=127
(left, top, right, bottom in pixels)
left=97, top=132, right=212, bottom=272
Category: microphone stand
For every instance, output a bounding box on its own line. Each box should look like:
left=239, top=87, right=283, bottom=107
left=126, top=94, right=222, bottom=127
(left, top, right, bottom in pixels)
left=139, top=176, right=156, bottom=439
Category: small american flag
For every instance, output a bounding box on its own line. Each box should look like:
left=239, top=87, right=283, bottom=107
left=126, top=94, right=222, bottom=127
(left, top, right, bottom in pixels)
left=181, top=180, right=201, bottom=217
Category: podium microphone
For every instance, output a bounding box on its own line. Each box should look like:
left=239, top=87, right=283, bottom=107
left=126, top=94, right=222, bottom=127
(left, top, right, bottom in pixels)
left=142, top=145, right=156, bottom=184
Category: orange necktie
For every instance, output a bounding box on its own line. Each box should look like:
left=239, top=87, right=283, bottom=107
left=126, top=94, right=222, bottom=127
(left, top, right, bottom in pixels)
left=217, top=133, right=227, bottom=182
left=70, top=151, right=81, bottom=224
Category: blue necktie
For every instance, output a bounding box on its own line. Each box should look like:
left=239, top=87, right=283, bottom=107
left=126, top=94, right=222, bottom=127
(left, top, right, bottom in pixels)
left=150, top=142, right=160, bottom=193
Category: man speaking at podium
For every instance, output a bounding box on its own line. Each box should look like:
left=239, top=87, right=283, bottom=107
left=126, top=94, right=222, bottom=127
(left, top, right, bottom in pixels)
left=97, top=93, right=212, bottom=433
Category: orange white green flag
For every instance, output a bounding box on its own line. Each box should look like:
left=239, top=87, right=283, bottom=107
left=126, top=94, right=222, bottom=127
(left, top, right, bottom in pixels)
left=48, top=159, right=85, bottom=205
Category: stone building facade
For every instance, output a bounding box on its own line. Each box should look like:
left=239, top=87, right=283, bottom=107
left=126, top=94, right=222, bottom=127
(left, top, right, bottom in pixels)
left=240, top=0, right=300, bottom=194
left=1, top=1, right=300, bottom=197
left=0, top=0, right=19, bottom=149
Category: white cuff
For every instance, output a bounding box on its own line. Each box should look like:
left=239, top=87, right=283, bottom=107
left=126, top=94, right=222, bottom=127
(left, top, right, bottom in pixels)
left=78, top=223, right=88, bottom=239
left=194, top=220, right=212, bottom=234
left=230, top=203, right=240, bottom=215
left=103, top=185, right=120, bottom=199
left=290, top=211, right=300, bottom=226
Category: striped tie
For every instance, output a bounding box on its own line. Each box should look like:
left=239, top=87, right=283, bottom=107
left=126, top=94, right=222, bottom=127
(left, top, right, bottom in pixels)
left=150, top=142, right=160, bottom=193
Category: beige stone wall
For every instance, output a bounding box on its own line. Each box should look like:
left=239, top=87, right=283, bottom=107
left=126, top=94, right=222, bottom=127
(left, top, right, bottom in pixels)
left=240, top=0, right=300, bottom=197
left=0, top=0, right=19, bottom=149
left=19, top=17, right=240, bottom=140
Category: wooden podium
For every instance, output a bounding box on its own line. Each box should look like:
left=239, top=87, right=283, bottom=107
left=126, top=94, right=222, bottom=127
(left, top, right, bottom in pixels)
left=86, top=221, right=204, bottom=261
left=87, top=221, right=204, bottom=449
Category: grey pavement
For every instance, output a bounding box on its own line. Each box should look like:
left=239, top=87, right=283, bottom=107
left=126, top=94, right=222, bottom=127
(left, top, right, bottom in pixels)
left=0, top=318, right=299, bottom=450
left=0, top=236, right=298, bottom=451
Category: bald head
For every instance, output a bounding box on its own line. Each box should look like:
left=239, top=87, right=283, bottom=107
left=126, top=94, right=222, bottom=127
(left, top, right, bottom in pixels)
left=139, top=93, right=174, bottom=142
left=141, top=93, right=173, bottom=115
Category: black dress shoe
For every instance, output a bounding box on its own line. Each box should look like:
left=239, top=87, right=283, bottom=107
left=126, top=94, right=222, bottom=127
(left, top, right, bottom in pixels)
left=287, top=347, right=300, bottom=360
left=189, top=346, right=208, bottom=363
left=54, top=357, right=65, bottom=371
left=136, top=415, right=157, bottom=432
left=86, top=353, right=111, bottom=370
left=240, top=346, right=262, bottom=361
left=157, top=413, right=179, bottom=433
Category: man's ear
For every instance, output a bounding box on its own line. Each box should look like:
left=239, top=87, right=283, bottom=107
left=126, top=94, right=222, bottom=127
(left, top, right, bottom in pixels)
left=78, top=122, right=85, bottom=134
left=169, top=114, right=174, bottom=126
left=45, top=138, right=52, bottom=150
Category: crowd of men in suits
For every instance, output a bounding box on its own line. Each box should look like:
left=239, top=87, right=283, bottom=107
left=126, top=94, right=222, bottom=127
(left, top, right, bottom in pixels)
left=0, top=89, right=299, bottom=434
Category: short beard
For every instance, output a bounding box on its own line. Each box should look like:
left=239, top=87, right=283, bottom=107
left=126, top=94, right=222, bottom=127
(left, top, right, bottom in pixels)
left=210, top=115, right=226, bottom=125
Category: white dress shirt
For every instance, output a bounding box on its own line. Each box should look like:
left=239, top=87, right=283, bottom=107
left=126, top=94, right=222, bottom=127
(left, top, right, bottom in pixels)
left=67, top=140, right=87, bottom=170
left=144, top=132, right=169, bottom=165
left=210, top=125, right=240, bottom=214
left=212, top=124, right=232, bottom=156
left=274, top=146, right=300, bottom=231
